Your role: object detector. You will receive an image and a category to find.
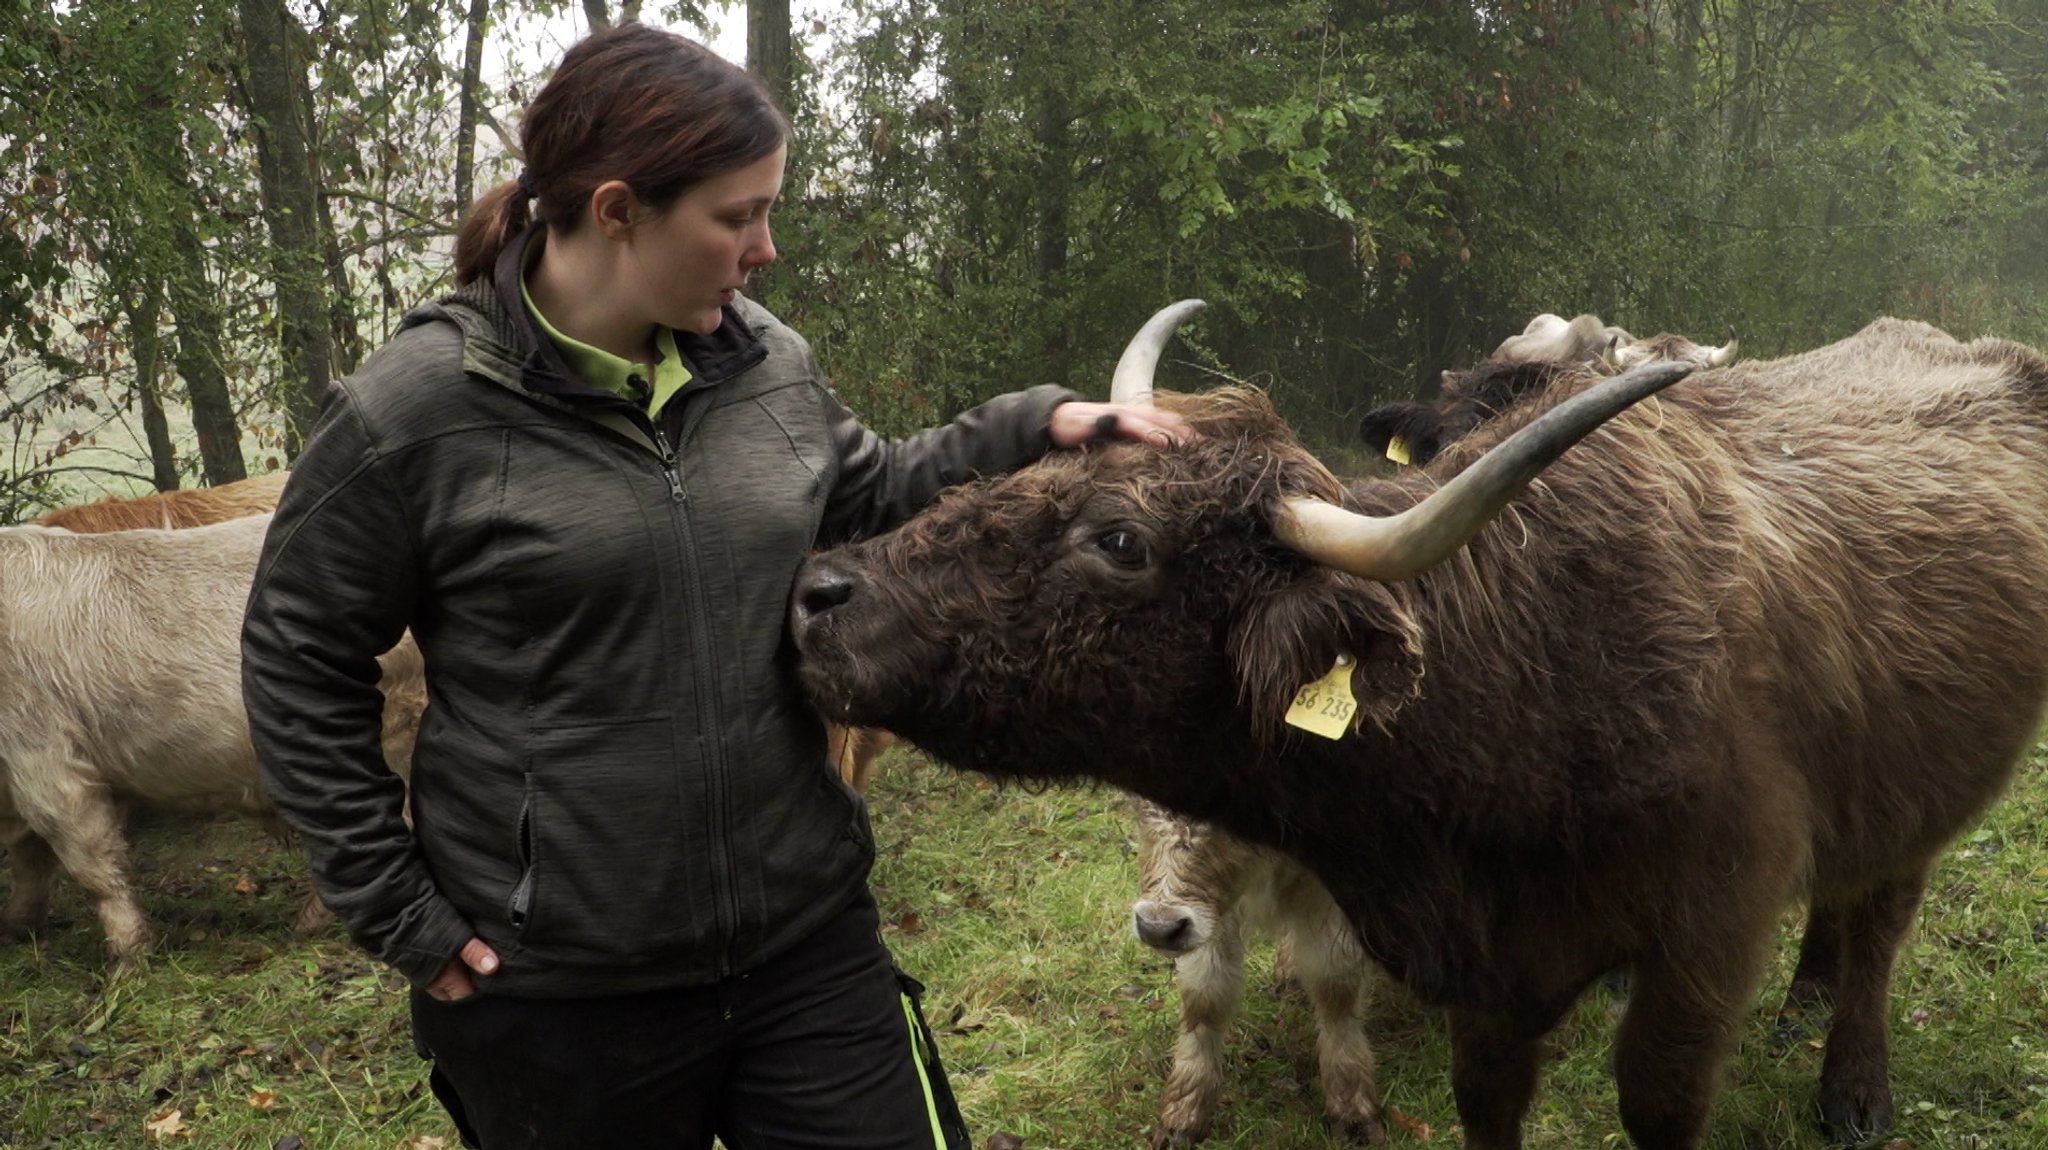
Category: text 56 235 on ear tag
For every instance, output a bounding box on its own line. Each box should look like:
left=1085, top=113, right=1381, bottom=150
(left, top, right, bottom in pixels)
left=1284, top=654, right=1358, bottom=740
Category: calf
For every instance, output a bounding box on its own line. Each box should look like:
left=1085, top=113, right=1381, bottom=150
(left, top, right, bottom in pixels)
left=827, top=723, right=895, bottom=793
left=1131, top=797, right=1384, bottom=1146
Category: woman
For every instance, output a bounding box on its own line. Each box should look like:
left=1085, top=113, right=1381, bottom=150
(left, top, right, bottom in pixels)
left=240, top=21, right=1185, bottom=1150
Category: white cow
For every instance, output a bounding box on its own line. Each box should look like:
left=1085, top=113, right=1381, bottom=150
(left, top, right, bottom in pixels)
left=0, top=514, right=421, bottom=963
left=1130, top=797, right=1386, bottom=1146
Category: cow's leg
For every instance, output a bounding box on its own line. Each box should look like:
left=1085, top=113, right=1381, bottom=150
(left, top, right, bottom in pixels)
left=1291, top=919, right=1385, bottom=1144
left=1814, top=874, right=1925, bottom=1144
left=6, top=754, right=151, bottom=963
left=1447, top=1007, right=1552, bottom=1150
left=1611, top=947, right=1761, bottom=1150
left=1783, top=902, right=1841, bottom=1015
left=1152, top=908, right=1247, bottom=1148
left=0, top=821, right=61, bottom=940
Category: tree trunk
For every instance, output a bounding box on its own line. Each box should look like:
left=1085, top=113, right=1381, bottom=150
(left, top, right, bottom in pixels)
left=748, top=0, right=794, bottom=113
left=582, top=0, right=612, bottom=32
left=1031, top=14, right=1071, bottom=369
left=454, top=0, right=492, bottom=217
left=238, top=0, right=333, bottom=452
left=165, top=259, right=248, bottom=486
left=293, top=50, right=366, bottom=378
left=124, top=282, right=181, bottom=491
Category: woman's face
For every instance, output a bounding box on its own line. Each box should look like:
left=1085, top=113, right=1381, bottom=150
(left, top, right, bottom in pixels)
left=627, top=143, right=786, bottom=336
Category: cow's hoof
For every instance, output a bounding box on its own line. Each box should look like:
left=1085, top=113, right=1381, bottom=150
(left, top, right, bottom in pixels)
left=1335, top=1113, right=1388, bottom=1145
left=103, top=931, right=154, bottom=971
left=1817, top=1080, right=1893, bottom=1146
left=1148, top=1125, right=1205, bottom=1149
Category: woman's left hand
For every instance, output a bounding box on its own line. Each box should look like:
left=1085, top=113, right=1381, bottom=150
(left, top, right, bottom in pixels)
left=1048, top=402, right=1194, bottom=449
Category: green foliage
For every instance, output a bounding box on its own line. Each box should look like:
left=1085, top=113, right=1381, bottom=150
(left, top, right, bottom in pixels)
left=755, top=0, right=1461, bottom=439
left=745, top=0, right=2048, bottom=449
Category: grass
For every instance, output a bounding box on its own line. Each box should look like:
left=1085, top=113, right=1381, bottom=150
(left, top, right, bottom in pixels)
left=4, top=743, right=2047, bottom=1149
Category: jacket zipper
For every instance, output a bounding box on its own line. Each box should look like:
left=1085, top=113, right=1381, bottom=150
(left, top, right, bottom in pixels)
left=652, top=422, right=741, bottom=976
left=654, top=424, right=685, bottom=502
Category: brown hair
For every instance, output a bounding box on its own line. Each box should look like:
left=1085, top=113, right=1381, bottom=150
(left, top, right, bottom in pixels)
left=452, top=22, right=790, bottom=285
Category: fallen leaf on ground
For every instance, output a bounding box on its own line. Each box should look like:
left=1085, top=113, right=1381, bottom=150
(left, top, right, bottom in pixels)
left=1388, top=1107, right=1432, bottom=1141
left=144, top=1109, right=188, bottom=1141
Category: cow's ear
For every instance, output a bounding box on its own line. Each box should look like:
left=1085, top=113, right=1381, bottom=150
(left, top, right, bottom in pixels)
left=1358, top=402, right=1439, bottom=463
left=1227, top=571, right=1424, bottom=739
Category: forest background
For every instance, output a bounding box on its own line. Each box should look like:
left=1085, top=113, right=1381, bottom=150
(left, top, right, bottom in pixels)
left=4, top=0, right=2047, bottom=517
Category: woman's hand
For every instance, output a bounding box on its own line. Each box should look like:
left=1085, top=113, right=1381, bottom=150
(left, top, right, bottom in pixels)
left=423, top=937, right=501, bottom=1002
left=1048, top=401, right=1193, bottom=449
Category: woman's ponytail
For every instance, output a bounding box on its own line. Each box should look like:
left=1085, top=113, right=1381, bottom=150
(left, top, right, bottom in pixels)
left=452, top=179, right=534, bottom=286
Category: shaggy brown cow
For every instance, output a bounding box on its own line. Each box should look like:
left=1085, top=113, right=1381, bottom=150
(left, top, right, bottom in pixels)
left=788, top=305, right=2048, bottom=1149
left=35, top=470, right=291, bottom=531
left=1360, top=314, right=1735, bottom=467
left=1131, top=797, right=1383, bottom=1147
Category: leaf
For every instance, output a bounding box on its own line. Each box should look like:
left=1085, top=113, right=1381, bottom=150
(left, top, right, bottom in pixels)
left=1388, top=1108, right=1432, bottom=1141
left=144, top=1109, right=188, bottom=1141
left=248, top=1090, right=279, bottom=1109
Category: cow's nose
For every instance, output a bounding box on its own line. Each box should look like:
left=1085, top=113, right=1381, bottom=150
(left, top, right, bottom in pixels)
left=793, top=563, right=857, bottom=626
left=1132, top=902, right=1195, bottom=953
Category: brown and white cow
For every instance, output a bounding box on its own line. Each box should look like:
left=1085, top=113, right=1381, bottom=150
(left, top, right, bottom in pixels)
left=35, top=470, right=291, bottom=531
left=789, top=303, right=2048, bottom=1149
left=1131, top=796, right=1383, bottom=1147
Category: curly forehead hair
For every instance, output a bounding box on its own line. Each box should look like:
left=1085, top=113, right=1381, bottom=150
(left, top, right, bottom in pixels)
left=523, top=22, right=789, bottom=228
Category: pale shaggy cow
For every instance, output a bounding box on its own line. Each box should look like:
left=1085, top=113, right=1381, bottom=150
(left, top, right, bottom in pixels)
left=1130, top=797, right=1385, bottom=1147
left=0, top=514, right=422, bottom=964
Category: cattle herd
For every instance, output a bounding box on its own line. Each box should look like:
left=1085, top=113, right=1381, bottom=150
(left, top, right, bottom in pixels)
left=8, top=306, right=2048, bottom=1150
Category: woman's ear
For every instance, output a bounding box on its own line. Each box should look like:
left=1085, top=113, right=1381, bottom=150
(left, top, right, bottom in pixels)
left=1226, top=570, right=1425, bottom=740
left=589, top=180, right=642, bottom=240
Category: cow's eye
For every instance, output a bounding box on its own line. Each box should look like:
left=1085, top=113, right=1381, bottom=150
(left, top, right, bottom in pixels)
left=1096, top=528, right=1151, bottom=569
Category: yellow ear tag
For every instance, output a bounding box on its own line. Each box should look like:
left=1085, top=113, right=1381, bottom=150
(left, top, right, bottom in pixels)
left=1384, top=436, right=1412, bottom=466
left=1284, top=654, right=1358, bottom=740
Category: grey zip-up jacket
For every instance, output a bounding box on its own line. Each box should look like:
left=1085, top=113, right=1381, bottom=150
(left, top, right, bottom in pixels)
left=243, top=229, right=1073, bottom=996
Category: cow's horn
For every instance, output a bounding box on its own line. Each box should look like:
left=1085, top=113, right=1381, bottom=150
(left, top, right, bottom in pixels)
left=1110, top=299, right=1207, bottom=406
left=1273, top=359, right=1695, bottom=582
left=1707, top=334, right=1739, bottom=367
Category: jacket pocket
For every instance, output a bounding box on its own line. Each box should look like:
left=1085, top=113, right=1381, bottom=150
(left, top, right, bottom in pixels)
left=514, top=717, right=707, bottom=963
left=506, top=776, right=537, bottom=931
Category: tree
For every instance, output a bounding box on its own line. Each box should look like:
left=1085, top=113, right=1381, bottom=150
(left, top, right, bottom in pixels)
left=748, top=0, right=794, bottom=113
left=237, top=0, right=335, bottom=451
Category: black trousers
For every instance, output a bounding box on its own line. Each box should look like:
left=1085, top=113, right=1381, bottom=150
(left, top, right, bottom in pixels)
left=410, top=895, right=971, bottom=1150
